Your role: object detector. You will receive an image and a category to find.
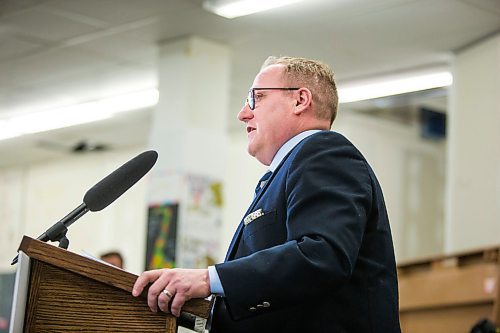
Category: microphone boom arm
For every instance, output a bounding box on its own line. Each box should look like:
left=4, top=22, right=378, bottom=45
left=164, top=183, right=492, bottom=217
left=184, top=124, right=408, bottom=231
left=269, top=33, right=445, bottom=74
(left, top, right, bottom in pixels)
left=11, top=203, right=89, bottom=265
left=38, top=203, right=90, bottom=242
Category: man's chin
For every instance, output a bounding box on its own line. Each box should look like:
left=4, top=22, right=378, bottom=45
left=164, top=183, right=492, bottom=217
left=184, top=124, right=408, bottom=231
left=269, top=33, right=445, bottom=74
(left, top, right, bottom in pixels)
left=247, top=146, right=256, bottom=157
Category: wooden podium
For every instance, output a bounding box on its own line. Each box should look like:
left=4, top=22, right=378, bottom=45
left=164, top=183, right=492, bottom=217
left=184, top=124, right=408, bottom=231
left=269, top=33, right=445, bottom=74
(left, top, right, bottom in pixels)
left=10, top=236, right=211, bottom=332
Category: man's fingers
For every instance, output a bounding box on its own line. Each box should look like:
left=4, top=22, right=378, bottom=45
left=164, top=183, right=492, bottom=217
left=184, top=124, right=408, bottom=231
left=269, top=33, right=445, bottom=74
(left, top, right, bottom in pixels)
left=146, top=273, right=172, bottom=312
left=132, top=268, right=209, bottom=316
left=170, top=292, right=187, bottom=317
left=132, top=270, right=159, bottom=297
left=132, top=269, right=171, bottom=313
left=157, top=289, right=173, bottom=313
left=147, top=287, right=160, bottom=312
left=147, top=272, right=171, bottom=296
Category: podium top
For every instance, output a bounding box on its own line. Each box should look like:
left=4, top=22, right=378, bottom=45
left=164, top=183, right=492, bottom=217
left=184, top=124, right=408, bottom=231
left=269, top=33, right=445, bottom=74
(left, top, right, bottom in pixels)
left=18, top=236, right=211, bottom=319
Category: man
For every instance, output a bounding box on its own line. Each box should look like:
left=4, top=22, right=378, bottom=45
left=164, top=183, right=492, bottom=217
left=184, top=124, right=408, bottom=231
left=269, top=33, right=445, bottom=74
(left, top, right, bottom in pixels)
left=133, top=56, right=401, bottom=332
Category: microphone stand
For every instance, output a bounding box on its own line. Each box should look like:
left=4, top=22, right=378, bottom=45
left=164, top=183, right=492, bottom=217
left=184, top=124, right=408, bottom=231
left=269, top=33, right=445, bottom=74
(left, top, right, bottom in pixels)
left=11, top=203, right=89, bottom=265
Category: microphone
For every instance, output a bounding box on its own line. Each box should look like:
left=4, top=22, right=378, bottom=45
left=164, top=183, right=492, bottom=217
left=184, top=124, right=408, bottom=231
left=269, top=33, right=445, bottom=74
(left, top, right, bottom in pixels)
left=11, top=150, right=158, bottom=265
left=83, top=150, right=158, bottom=211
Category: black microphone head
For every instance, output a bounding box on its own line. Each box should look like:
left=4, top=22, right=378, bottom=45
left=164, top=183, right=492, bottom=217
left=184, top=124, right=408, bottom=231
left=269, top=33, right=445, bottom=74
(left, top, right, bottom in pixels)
left=83, top=150, right=158, bottom=211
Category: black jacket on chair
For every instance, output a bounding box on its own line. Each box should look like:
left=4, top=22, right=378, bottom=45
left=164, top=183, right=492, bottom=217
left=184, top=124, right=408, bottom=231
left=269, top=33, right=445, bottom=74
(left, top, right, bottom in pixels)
left=212, top=131, right=401, bottom=333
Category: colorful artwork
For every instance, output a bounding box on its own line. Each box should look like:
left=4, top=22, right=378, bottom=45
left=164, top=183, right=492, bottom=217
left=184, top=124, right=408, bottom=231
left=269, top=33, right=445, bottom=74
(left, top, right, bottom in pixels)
left=146, top=171, right=223, bottom=270
left=178, top=175, right=223, bottom=268
left=145, top=203, right=178, bottom=270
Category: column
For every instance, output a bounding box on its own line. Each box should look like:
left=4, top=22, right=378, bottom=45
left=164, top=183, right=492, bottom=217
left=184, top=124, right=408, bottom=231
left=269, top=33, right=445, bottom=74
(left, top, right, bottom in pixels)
left=147, top=36, right=231, bottom=268
left=445, top=33, right=500, bottom=252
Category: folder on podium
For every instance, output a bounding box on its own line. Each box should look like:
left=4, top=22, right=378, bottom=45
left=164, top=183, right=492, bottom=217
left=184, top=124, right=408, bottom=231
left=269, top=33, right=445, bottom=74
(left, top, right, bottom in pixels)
left=9, top=236, right=211, bottom=332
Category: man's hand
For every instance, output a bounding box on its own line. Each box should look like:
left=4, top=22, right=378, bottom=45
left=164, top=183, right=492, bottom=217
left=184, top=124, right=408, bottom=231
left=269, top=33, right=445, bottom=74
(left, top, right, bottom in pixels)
left=132, top=268, right=211, bottom=317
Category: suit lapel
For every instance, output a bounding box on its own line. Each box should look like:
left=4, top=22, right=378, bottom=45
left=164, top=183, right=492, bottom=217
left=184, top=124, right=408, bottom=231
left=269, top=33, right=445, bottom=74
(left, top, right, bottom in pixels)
left=224, top=136, right=311, bottom=261
left=224, top=177, right=271, bottom=261
left=224, top=161, right=287, bottom=261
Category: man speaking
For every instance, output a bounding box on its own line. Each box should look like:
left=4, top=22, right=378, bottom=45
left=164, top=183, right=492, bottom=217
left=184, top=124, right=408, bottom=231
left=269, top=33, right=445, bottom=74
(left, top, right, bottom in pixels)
left=133, top=56, right=401, bottom=332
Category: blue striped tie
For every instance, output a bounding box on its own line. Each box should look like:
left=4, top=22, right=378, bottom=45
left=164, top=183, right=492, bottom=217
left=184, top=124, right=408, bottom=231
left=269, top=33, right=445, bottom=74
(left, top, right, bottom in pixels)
left=254, top=171, right=272, bottom=196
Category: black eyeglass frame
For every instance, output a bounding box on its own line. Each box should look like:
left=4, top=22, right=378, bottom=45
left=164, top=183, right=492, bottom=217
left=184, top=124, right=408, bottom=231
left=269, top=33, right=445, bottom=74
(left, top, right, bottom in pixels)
left=246, top=87, right=300, bottom=110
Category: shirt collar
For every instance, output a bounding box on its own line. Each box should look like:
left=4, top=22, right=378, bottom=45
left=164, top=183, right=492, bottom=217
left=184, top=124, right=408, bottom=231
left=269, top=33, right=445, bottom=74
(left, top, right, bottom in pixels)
left=268, top=130, right=322, bottom=172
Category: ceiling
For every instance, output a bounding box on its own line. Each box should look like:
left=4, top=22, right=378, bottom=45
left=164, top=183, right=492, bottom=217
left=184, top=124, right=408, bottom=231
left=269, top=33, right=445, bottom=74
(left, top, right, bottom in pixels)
left=0, top=0, right=499, bottom=166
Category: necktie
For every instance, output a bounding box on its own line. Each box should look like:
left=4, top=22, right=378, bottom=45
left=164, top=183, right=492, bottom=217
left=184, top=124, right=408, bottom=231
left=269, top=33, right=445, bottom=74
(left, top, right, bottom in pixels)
left=255, top=170, right=272, bottom=196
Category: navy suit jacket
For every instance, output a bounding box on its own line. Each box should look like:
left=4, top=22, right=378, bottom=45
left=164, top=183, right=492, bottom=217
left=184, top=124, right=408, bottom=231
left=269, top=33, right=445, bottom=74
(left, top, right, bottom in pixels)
left=212, top=131, right=401, bottom=332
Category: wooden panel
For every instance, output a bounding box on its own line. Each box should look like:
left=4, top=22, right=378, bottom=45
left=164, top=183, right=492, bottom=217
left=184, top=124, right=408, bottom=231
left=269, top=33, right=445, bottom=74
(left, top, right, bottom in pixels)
left=25, top=260, right=170, bottom=332
left=399, top=264, right=498, bottom=310
left=19, top=236, right=211, bottom=319
left=166, top=316, right=177, bottom=332
left=398, top=246, right=500, bottom=332
left=493, top=274, right=500, bottom=322
left=400, top=304, right=492, bottom=333
left=398, top=246, right=500, bottom=269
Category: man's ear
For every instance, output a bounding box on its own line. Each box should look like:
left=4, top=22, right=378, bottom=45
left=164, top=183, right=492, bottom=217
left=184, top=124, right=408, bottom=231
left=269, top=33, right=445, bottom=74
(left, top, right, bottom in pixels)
left=293, top=88, right=313, bottom=115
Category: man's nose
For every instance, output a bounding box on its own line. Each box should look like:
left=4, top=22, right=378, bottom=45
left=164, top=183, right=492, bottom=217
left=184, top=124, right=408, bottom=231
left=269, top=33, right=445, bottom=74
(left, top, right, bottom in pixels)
left=237, top=103, right=253, bottom=122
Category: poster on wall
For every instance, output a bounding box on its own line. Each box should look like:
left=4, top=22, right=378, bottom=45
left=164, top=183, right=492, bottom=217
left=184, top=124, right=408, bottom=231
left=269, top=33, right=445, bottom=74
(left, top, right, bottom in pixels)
left=145, top=202, right=178, bottom=270
left=178, top=174, right=223, bottom=268
left=145, top=170, right=223, bottom=270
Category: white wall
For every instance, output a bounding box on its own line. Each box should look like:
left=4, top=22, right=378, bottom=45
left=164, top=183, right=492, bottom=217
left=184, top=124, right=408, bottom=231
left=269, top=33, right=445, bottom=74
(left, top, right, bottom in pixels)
left=335, top=111, right=446, bottom=261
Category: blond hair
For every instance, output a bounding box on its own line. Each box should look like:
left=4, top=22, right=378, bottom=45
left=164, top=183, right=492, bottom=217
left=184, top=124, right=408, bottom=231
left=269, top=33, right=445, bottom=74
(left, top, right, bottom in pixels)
left=262, top=56, right=338, bottom=125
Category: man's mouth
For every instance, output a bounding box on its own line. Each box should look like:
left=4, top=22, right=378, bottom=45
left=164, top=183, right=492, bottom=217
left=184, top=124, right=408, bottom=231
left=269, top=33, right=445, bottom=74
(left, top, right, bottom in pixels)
left=246, top=126, right=256, bottom=134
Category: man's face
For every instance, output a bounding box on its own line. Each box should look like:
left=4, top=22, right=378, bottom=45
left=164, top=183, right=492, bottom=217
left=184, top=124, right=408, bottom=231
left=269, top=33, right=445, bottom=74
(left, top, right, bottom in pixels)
left=238, top=65, right=298, bottom=165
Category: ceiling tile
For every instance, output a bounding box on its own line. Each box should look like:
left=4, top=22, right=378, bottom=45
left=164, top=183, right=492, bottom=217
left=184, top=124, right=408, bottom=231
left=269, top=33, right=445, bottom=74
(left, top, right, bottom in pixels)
left=0, top=0, right=45, bottom=17
left=5, top=48, right=117, bottom=86
left=1, top=6, right=102, bottom=42
left=0, top=34, right=44, bottom=62
left=1, top=64, right=156, bottom=115
left=77, top=28, right=158, bottom=66
left=459, top=0, right=500, bottom=16
left=45, top=0, right=195, bottom=26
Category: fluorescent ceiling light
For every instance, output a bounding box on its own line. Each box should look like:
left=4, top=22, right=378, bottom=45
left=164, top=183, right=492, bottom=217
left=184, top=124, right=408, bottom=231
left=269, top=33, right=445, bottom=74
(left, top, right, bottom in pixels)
left=338, top=71, right=453, bottom=104
left=0, top=70, right=453, bottom=142
left=0, top=89, right=159, bottom=141
left=204, top=0, right=304, bottom=19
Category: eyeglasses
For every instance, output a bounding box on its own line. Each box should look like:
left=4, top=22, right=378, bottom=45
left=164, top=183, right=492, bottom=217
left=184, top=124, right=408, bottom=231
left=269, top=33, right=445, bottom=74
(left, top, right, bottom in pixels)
left=246, top=87, right=300, bottom=110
